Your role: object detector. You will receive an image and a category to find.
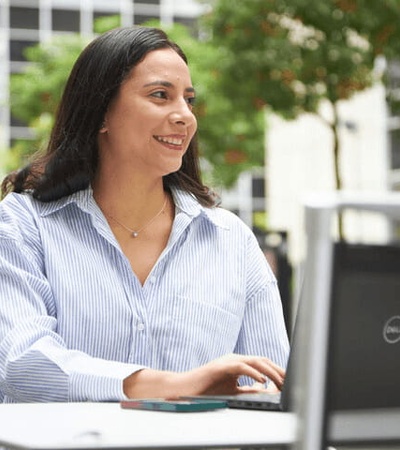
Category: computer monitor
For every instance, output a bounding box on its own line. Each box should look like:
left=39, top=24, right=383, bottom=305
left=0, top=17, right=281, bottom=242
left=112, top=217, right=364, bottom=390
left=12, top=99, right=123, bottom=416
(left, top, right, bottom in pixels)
left=293, top=192, right=400, bottom=450
left=326, top=242, right=400, bottom=412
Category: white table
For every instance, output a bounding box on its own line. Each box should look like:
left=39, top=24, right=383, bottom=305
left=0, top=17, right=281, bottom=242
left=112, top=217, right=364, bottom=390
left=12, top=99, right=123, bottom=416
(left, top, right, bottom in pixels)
left=1, top=402, right=400, bottom=449
left=0, top=402, right=296, bottom=449
left=329, top=409, right=400, bottom=446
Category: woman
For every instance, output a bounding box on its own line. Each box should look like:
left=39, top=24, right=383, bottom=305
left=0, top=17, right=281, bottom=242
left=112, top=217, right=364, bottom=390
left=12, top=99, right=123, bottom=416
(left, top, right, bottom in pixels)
left=0, top=27, right=289, bottom=402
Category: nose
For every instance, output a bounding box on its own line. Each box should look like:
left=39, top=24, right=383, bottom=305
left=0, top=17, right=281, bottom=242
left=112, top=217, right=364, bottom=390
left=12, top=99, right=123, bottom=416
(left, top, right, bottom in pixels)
left=169, top=99, right=196, bottom=127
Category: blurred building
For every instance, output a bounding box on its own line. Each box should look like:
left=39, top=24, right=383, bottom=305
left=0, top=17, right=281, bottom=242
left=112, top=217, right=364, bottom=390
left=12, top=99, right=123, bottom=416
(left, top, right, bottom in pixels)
left=266, top=68, right=400, bottom=265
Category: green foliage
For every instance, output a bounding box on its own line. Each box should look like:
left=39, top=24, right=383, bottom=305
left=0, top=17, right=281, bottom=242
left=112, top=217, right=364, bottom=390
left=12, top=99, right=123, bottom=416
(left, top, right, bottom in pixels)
left=253, top=211, right=268, bottom=232
left=11, top=35, right=86, bottom=122
left=93, top=15, right=121, bottom=34
left=205, top=0, right=388, bottom=120
left=206, top=0, right=400, bottom=126
left=6, top=34, right=87, bottom=172
left=203, top=0, right=400, bottom=237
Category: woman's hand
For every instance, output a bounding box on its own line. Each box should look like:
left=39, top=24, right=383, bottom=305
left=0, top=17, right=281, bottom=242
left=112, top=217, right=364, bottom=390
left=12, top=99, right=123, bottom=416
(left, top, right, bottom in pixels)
left=123, top=354, right=285, bottom=399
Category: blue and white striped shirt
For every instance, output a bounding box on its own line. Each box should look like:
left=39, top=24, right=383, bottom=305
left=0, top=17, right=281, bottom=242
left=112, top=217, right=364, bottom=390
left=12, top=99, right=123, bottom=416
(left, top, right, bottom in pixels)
left=0, top=187, right=289, bottom=403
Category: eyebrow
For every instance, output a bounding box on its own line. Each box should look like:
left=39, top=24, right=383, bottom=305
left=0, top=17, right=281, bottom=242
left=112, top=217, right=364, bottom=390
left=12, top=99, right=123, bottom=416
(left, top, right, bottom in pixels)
left=143, top=80, right=195, bottom=93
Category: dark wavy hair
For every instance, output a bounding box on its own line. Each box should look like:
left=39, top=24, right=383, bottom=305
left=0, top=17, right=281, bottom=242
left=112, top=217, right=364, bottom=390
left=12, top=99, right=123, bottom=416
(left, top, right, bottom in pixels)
left=1, top=26, right=217, bottom=206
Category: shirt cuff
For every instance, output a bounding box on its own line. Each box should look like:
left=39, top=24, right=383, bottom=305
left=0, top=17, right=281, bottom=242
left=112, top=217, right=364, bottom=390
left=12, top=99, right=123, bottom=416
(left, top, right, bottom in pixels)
left=69, top=359, right=146, bottom=402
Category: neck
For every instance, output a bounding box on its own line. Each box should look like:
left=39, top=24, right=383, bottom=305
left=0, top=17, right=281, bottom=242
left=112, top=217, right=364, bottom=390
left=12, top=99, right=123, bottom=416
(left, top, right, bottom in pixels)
left=92, top=175, right=166, bottom=221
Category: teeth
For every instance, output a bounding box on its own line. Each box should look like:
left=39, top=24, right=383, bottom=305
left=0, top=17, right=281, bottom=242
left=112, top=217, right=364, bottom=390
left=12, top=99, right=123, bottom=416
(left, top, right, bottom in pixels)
left=156, top=136, right=183, bottom=145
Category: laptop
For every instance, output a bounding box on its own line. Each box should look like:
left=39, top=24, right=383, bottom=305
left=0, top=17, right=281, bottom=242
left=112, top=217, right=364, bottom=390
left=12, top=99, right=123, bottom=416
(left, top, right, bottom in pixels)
left=326, top=241, right=400, bottom=411
left=184, top=241, right=400, bottom=413
left=181, top=380, right=290, bottom=411
left=181, top=309, right=300, bottom=412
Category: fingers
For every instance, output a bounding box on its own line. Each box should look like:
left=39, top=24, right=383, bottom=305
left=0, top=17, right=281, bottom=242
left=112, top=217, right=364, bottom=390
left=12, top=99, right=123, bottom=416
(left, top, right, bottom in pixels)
left=237, top=382, right=268, bottom=394
left=247, top=357, right=285, bottom=390
left=214, top=354, right=285, bottom=390
left=231, top=361, right=269, bottom=385
left=240, top=358, right=284, bottom=390
left=237, top=381, right=280, bottom=395
left=265, top=381, right=280, bottom=394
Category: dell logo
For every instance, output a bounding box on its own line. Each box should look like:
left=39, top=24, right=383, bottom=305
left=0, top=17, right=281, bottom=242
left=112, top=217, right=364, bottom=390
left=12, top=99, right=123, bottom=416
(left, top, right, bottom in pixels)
left=383, top=316, right=400, bottom=344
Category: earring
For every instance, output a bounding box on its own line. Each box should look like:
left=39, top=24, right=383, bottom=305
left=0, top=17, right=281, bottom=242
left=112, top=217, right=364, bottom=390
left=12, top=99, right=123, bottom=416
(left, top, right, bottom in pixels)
left=99, top=121, right=107, bottom=133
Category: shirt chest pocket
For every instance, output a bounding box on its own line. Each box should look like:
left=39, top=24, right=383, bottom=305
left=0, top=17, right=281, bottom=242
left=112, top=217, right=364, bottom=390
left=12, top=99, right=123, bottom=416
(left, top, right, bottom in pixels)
left=150, top=295, right=245, bottom=370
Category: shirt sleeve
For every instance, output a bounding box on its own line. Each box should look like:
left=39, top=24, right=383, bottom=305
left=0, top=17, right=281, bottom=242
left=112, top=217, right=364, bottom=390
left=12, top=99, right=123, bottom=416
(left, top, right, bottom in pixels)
left=0, top=203, right=143, bottom=403
left=234, top=232, right=290, bottom=384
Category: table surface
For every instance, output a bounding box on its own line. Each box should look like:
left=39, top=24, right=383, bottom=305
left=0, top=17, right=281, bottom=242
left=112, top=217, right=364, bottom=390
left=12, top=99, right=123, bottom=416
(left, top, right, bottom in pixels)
left=329, top=408, right=400, bottom=444
left=0, top=402, right=297, bottom=449
left=1, top=402, right=400, bottom=449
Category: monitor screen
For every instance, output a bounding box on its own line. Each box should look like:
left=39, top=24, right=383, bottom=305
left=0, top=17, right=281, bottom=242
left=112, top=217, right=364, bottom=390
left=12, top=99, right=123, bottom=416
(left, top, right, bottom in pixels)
left=326, top=242, right=400, bottom=411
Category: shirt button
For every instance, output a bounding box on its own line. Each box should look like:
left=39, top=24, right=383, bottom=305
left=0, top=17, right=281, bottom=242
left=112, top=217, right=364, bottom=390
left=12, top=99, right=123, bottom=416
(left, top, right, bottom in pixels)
left=149, top=276, right=156, bottom=284
left=137, top=323, right=145, bottom=331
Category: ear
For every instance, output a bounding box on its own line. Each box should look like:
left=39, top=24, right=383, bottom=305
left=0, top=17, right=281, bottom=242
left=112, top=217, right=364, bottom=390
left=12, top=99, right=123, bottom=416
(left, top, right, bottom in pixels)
left=99, top=119, right=108, bottom=133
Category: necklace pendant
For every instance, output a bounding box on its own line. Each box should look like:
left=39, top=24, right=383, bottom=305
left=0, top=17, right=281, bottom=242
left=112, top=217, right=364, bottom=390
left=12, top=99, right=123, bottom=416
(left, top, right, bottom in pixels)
left=107, top=193, right=168, bottom=239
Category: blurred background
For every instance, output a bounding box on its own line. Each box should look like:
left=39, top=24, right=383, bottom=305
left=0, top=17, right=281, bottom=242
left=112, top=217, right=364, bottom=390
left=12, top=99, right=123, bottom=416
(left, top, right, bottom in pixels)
left=1, top=0, right=400, bottom=331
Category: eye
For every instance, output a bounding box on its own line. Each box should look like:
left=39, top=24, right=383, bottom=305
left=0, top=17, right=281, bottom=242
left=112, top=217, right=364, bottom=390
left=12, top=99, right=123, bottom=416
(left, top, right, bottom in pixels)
left=186, top=96, right=196, bottom=107
left=150, top=90, right=168, bottom=100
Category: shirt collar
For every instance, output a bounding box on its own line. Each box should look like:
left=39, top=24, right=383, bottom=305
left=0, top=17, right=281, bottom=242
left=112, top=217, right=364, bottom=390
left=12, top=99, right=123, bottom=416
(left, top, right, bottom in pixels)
left=172, top=189, right=229, bottom=231
left=38, top=187, right=97, bottom=217
left=38, top=186, right=230, bottom=231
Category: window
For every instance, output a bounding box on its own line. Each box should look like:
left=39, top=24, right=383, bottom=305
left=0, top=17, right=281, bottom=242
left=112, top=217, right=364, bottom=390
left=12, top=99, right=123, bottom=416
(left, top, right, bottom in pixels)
left=390, top=129, right=400, bottom=170
left=252, top=176, right=265, bottom=199
left=173, top=16, right=197, bottom=31
left=10, top=39, right=38, bottom=62
left=134, top=14, right=160, bottom=24
left=139, top=0, right=160, bottom=4
left=387, top=61, right=400, bottom=170
left=10, top=7, right=39, bottom=30
left=52, top=9, right=80, bottom=32
left=10, top=112, right=27, bottom=128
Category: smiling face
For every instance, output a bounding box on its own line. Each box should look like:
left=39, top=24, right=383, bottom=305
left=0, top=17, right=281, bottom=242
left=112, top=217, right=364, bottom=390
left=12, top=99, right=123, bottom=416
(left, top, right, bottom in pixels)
left=98, top=48, right=197, bottom=181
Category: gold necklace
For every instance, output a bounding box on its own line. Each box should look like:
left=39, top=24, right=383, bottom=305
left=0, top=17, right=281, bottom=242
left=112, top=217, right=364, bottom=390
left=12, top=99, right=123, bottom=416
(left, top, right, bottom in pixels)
left=106, top=194, right=168, bottom=238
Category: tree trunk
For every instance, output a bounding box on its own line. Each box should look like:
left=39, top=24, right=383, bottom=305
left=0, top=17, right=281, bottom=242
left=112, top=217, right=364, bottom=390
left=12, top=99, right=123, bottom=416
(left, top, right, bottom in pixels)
left=331, top=102, right=344, bottom=241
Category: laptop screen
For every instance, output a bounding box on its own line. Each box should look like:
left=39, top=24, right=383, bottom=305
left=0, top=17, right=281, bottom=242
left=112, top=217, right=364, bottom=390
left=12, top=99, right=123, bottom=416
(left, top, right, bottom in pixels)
left=326, top=242, right=400, bottom=411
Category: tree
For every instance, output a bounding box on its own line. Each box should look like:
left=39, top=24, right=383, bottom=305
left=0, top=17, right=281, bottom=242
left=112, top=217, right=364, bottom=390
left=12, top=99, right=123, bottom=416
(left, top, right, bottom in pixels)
left=5, top=16, right=121, bottom=173
left=205, top=0, right=400, bottom=237
left=6, top=34, right=87, bottom=171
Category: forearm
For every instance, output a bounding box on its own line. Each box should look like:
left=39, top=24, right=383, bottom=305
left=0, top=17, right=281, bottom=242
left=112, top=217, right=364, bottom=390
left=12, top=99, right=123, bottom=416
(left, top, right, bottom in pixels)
left=123, top=356, right=284, bottom=400
left=1, top=339, right=143, bottom=402
left=123, top=368, right=205, bottom=399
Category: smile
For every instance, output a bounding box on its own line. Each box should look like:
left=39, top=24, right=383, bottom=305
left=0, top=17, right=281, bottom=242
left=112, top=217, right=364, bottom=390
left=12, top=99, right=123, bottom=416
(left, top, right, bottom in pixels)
left=154, top=136, right=185, bottom=146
